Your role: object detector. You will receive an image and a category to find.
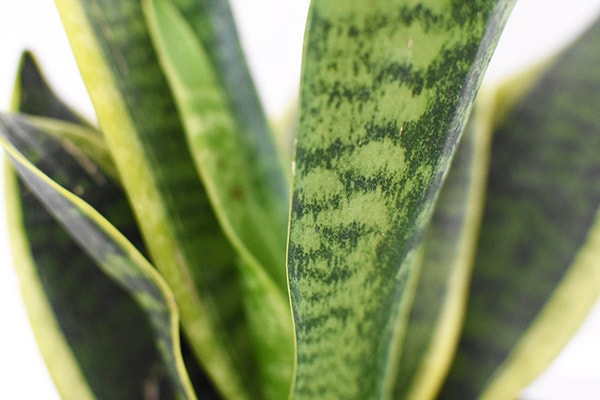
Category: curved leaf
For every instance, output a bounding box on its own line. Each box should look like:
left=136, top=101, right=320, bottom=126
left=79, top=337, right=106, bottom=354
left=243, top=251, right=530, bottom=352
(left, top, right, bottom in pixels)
left=4, top=164, right=96, bottom=399
left=440, top=17, right=600, bottom=400
left=1, top=115, right=196, bottom=399
left=144, top=0, right=288, bottom=293
left=142, top=3, right=294, bottom=397
left=287, top=0, right=516, bottom=398
left=54, top=1, right=261, bottom=397
left=5, top=53, right=190, bottom=398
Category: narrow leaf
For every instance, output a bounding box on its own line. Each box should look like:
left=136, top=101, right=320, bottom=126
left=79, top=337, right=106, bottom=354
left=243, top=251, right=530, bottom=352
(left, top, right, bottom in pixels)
left=1, top=116, right=196, bottom=399
left=54, top=1, right=261, bottom=397
left=392, top=90, right=495, bottom=400
left=170, top=0, right=290, bottom=216
left=440, top=17, right=600, bottom=399
left=288, top=0, right=515, bottom=398
left=142, top=3, right=294, bottom=396
left=143, top=0, right=289, bottom=294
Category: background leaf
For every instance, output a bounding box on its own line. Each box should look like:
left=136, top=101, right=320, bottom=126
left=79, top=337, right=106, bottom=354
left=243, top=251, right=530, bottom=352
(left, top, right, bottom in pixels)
left=4, top=52, right=208, bottom=399
left=54, top=1, right=264, bottom=397
left=440, top=16, right=600, bottom=400
left=1, top=123, right=195, bottom=399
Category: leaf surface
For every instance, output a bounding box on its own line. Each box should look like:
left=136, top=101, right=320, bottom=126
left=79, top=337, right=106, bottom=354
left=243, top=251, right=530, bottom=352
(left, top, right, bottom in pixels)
left=141, top=3, right=294, bottom=397
left=5, top=53, right=189, bottom=399
left=440, top=17, right=600, bottom=400
left=53, top=1, right=262, bottom=397
left=288, top=0, right=515, bottom=398
left=392, top=90, right=495, bottom=400
left=1, top=114, right=195, bottom=399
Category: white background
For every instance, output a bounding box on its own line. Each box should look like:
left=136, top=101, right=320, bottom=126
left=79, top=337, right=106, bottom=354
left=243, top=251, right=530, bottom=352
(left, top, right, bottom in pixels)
left=1, top=1, right=600, bottom=399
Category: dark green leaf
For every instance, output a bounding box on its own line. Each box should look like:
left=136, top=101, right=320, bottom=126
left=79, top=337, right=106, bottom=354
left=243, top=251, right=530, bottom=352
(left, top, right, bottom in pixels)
left=440, top=17, right=600, bottom=400
left=1, top=114, right=195, bottom=399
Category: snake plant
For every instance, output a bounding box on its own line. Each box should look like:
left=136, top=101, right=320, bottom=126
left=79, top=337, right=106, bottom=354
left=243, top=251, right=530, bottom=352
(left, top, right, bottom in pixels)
left=1, top=0, right=599, bottom=399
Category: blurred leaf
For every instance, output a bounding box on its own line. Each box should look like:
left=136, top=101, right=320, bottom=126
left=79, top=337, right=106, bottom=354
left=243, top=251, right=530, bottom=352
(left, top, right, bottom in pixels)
left=1, top=114, right=195, bottom=399
left=143, top=0, right=288, bottom=294
left=10, top=51, right=94, bottom=126
left=440, top=17, right=600, bottom=400
left=142, top=3, right=293, bottom=397
left=171, top=0, right=290, bottom=227
left=54, top=1, right=262, bottom=397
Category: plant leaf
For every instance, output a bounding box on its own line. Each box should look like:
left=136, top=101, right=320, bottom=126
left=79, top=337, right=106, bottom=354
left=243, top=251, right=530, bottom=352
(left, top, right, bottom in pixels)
left=170, top=0, right=290, bottom=211
left=142, top=0, right=288, bottom=294
left=7, top=51, right=220, bottom=398
left=53, top=1, right=261, bottom=397
left=1, top=114, right=196, bottom=399
left=392, top=89, right=495, bottom=400
left=142, top=3, right=294, bottom=397
left=288, top=0, right=516, bottom=398
left=6, top=52, right=186, bottom=398
left=20, top=115, right=118, bottom=181
left=10, top=51, right=94, bottom=126
left=439, top=17, right=600, bottom=400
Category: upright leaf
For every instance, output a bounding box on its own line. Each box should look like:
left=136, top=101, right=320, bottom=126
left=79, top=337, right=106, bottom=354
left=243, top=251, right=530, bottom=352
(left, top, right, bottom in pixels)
left=440, top=17, right=600, bottom=400
left=392, top=90, right=495, bottom=400
left=170, top=0, right=290, bottom=233
left=142, top=3, right=294, bottom=397
left=144, top=0, right=288, bottom=294
left=54, top=1, right=260, bottom=397
left=288, top=0, right=515, bottom=398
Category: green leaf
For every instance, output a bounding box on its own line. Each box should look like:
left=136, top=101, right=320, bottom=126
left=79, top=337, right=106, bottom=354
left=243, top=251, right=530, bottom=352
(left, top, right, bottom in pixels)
left=54, top=1, right=261, bottom=398
left=10, top=51, right=94, bottom=126
left=287, top=0, right=515, bottom=398
left=7, top=51, right=219, bottom=398
left=392, top=89, right=495, bottom=400
left=20, top=115, right=118, bottom=181
left=5, top=52, right=188, bottom=398
left=170, top=0, right=290, bottom=211
left=4, top=161, right=95, bottom=400
left=144, top=0, right=289, bottom=293
left=1, top=114, right=195, bottom=399
left=439, top=17, right=600, bottom=400
left=142, top=3, right=294, bottom=397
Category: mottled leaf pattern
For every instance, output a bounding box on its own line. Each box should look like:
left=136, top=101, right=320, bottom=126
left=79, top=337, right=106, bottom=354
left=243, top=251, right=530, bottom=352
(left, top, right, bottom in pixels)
left=392, top=91, right=495, bottom=400
left=288, top=0, right=515, bottom=398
